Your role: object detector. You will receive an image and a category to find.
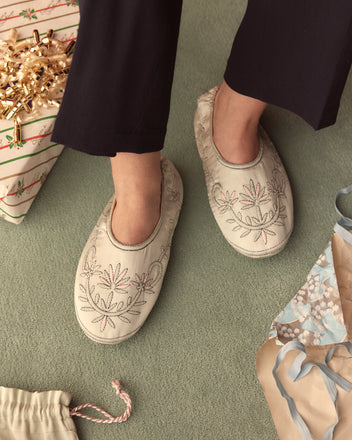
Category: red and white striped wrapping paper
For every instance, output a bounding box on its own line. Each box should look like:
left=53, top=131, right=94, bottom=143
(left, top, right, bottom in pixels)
left=0, top=0, right=80, bottom=224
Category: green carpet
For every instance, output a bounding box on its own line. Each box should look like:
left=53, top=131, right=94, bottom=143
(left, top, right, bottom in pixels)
left=1, top=0, right=352, bottom=438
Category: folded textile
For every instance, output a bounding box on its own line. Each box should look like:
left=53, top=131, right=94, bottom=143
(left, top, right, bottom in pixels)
left=0, top=380, right=131, bottom=440
left=257, top=186, right=352, bottom=439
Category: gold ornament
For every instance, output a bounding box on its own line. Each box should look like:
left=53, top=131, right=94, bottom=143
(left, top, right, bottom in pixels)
left=0, top=28, right=75, bottom=146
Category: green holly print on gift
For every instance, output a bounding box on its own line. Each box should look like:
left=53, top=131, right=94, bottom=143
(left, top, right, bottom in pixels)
left=16, top=180, right=24, bottom=197
left=40, top=172, right=47, bottom=184
left=66, top=0, right=79, bottom=5
left=19, top=8, right=38, bottom=20
left=6, top=135, right=27, bottom=150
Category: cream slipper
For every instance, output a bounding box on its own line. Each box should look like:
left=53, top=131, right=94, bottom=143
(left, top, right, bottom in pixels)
left=194, top=85, right=294, bottom=258
left=74, top=157, right=183, bottom=344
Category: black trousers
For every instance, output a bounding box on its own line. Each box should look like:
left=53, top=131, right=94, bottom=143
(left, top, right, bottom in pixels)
left=51, top=0, right=352, bottom=157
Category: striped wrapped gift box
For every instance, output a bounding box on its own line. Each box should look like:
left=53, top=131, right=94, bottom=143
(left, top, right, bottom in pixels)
left=0, top=0, right=80, bottom=224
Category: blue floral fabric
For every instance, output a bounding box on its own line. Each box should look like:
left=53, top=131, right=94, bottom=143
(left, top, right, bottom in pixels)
left=269, top=240, right=347, bottom=346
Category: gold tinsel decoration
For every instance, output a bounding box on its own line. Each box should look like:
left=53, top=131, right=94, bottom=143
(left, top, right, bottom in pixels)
left=0, top=28, right=75, bottom=144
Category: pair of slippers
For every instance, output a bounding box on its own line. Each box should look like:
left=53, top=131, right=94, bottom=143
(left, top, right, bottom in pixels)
left=75, top=85, right=294, bottom=344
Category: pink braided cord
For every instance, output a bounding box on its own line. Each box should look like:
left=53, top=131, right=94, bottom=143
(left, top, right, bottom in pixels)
left=70, top=380, right=132, bottom=424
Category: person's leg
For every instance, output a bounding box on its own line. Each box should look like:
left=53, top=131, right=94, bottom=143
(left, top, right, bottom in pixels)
left=109, top=151, right=162, bottom=245
left=52, top=0, right=183, bottom=157
left=212, top=80, right=267, bottom=164
left=195, top=0, right=352, bottom=258
left=222, top=0, right=352, bottom=131
left=51, top=0, right=183, bottom=245
left=213, top=0, right=352, bottom=167
left=55, top=1, right=184, bottom=344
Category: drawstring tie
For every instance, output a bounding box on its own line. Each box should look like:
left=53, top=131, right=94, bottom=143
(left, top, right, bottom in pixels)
left=70, top=380, right=132, bottom=424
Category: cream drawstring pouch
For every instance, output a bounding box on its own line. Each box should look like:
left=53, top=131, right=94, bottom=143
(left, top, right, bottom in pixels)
left=0, top=380, right=131, bottom=440
left=0, top=0, right=80, bottom=224
left=257, top=185, right=352, bottom=439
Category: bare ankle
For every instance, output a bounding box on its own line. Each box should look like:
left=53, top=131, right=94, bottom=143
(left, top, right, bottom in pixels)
left=212, top=80, right=266, bottom=164
left=108, top=151, right=162, bottom=245
left=110, top=150, right=162, bottom=196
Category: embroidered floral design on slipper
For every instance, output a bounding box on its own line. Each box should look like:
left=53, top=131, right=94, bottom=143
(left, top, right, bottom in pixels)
left=78, top=245, right=167, bottom=333
left=98, top=263, right=131, bottom=294
left=213, top=173, right=287, bottom=245
left=74, top=158, right=183, bottom=344
left=194, top=85, right=294, bottom=258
